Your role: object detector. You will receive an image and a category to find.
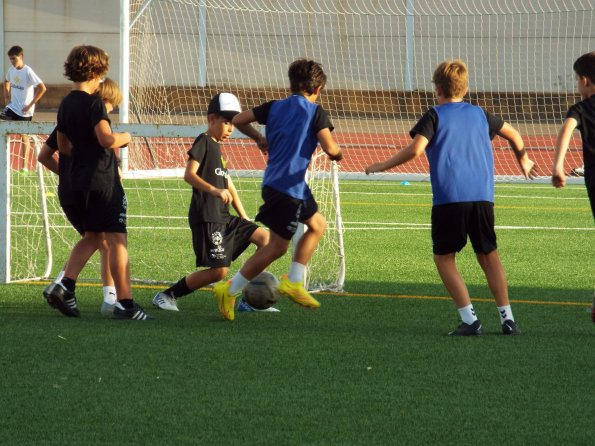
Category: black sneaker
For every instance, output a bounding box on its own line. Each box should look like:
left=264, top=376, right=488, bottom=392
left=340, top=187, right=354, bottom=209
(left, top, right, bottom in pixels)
left=43, top=283, right=80, bottom=317
left=112, top=301, right=152, bottom=320
left=448, top=320, right=483, bottom=336
left=502, top=319, right=521, bottom=335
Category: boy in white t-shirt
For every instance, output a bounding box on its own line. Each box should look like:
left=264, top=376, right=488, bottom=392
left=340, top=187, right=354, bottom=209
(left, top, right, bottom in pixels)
left=2, top=45, right=47, bottom=170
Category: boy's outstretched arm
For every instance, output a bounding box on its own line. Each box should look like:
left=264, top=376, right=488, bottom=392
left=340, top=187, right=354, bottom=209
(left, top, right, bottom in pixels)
left=551, top=117, right=578, bottom=188
left=183, top=158, right=232, bottom=204
left=232, top=110, right=268, bottom=154
left=317, top=128, right=343, bottom=161
left=496, top=122, right=537, bottom=180
left=365, top=134, right=428, bottom=174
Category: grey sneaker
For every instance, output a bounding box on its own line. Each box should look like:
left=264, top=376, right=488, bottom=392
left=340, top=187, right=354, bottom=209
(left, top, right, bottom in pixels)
left=100, top=302, right=116, bottom=317
left=448, top=320, right=483, bottom=336
left=502, top=319, right=521, bottom=335
left=152, top=292, right=179, bottom=311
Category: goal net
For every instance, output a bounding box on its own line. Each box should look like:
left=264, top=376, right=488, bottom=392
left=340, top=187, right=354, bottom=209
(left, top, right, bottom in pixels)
left=126, top=0, right=591, bottom=183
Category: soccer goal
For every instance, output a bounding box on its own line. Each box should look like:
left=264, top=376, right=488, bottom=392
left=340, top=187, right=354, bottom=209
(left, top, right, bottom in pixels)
left=0, top=121, right=344, bottom=290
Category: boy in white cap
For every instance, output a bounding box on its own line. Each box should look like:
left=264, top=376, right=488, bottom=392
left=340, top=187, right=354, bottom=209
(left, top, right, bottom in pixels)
left=152, top=92, right=273, bottom=312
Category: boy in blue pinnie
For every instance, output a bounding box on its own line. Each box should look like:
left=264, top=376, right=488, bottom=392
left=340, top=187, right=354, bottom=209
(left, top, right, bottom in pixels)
left=366, top=60, right=537, bottom=336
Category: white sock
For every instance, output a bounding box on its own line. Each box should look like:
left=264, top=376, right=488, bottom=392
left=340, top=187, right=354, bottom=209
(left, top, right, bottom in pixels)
left=458, top=304, right=478, bottom=325
left=54, top=270, right=65, bottom=284
left=288, top=262, right=307, bottom=283
left=103, top=286, right=117, bottom=304
left=229, top=273, right=249, bottom=296
left=497, top=305, right=514, bottom=324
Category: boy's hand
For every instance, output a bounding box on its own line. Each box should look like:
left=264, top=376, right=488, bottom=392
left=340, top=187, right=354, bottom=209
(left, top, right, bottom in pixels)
left=365, top=163, right=379, bottom=175
left=256, top=138, right=268, bottom=155
left=519, top=157, right=538, bottom=180
left=551, top=167, right=566, bottom=188
left=211, top=188, right=233, bottom=204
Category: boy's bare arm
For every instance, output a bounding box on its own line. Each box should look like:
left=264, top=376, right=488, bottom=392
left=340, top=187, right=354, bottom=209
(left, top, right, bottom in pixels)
left=183, top=158, right=232, bottom=204
left=497, top=122, right=537, bottom=180
left=57, top=131, right=72, bottom=156
left=37, top=144, right=59, bottom=175
left=23, top=82, right=47, bottom=113
left=317, top=128, right=342, bottom=161
left=227, top=176, right=249, bottom=219
left=95, top=120, right=131, bottom=149
left=232, top=110, right=268, bottom=154
left=365, top=134, right=428, bottom=174
left=551, top=117, right=578, bottom=188
left=3, top=81, right=10, bottom=104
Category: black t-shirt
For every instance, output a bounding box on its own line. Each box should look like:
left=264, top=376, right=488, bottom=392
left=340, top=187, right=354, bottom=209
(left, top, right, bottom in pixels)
left=187, top=133, right=230, bottom=223
left=56, top=90, right=116, bottom=192
left=45, top=127, right=74, bottom=203
left=410, top=107, right=504, bottom=141
left=566, top=94, right=595, bottom=170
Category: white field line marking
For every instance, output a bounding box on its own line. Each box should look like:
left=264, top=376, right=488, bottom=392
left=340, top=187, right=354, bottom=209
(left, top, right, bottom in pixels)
left=343, top=222, right=594, bottom=231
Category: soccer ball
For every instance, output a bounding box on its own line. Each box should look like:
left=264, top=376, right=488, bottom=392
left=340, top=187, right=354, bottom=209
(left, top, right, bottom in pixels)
left=242, top=271, right=279, bottom=310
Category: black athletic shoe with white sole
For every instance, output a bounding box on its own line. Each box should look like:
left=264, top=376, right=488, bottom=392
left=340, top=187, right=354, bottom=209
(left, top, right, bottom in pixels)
left=43, top=282, right=80, bottom=317
left=112, top=301, right=153, bottom=320
left=502, top=319, right=521, bottom=335
left=448, top=320, right=483, bottom=336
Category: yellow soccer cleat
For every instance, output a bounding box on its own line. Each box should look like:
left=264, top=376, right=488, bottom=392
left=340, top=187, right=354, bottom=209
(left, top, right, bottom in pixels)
left=213, top=280, right=236, bottom=321
left=278, top=275, right=320, bottom=309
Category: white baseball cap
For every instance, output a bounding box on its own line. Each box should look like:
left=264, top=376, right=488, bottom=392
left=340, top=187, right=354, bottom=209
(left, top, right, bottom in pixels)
left=207, top=92, right=241, bottom=120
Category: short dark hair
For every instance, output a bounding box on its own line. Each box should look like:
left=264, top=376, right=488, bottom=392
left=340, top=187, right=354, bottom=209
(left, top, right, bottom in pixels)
left=63, top=45, right=109, bottom=83
left=288, top=59, right=327, bottom=94
left=7, top=46, right=23, bottom=57
left=573, top=51, right=595, bottom=84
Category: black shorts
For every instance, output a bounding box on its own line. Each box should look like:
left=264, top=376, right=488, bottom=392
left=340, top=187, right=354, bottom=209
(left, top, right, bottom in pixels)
left=256, top=186, right=318, bottom=240
left=431, top=201, right=497, bottom=255
left=72, top=183, right=127, bottom=233
left=189, top=215, right=259, bottom=268
left=61, top=204, right=85, bottom=235
left=0, top=107, right=32, bottom=121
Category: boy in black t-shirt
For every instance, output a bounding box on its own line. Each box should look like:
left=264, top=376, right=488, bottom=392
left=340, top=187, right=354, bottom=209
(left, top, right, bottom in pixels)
left=43, top=45, right=150, bottom=320
left=39, top=78, right=123, bottom=317
left=152, top=93, right=271, bottom=312
left=551, top=51, right=595, bottom=322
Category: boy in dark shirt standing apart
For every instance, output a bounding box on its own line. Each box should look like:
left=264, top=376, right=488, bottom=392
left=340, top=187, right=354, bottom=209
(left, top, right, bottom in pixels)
left=44, top=45, right=151, bottom=320
left=213, top=58, right=343, bottom=321
left=551, top=51, right=595, bottom=322
left=366, top=60, right=536, bottom=336
left=151, top=93, right=271, bottom=312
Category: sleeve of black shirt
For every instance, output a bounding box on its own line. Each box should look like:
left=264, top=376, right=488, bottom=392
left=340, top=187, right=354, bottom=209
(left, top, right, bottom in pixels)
left=187, top=136, right=207, bottom=164
left=313, top=105, right=334, bottom=133
left=409, top=109, right=438, bottom=142
left=565, top=104, right=582, bottom=129
left=45, top=127, right=58, bottom=151
left=252, top=101, right=275, bottom=125
left=89, top=97, right=110, bottom=129
left=484, top=110, right=505, bottom=140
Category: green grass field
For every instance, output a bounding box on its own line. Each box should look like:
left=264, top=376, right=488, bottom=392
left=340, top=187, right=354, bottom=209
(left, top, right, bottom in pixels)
left=1, top=180, right=594, bottom=445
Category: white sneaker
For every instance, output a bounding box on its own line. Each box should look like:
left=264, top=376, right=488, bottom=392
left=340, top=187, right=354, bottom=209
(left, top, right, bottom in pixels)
left=237, top=298, right=280, bottom=313
left=152, top=292, right=179, bottom=311
left=100, top=301, right=116, bottom=316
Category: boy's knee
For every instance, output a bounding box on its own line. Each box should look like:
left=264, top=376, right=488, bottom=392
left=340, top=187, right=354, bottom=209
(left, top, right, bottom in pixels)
left=307, top=213, right=327, bottom=234
left=213, top=267, right=228, bottom=281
